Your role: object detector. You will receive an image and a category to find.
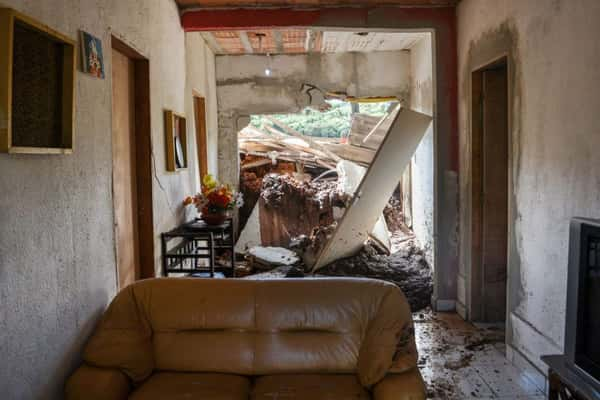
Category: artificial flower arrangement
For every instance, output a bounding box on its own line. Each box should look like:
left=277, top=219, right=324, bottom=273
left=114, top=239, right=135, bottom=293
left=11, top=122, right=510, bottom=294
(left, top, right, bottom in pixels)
left=184, top=174, right=243, bottom=225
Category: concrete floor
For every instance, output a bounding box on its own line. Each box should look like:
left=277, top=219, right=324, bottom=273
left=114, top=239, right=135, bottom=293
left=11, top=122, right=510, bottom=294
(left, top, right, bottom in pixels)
left=415, top=310, right=546, bottom=399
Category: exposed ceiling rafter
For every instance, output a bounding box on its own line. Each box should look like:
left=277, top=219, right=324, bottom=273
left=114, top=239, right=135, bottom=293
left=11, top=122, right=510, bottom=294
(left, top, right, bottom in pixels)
left=239, top=31, right=255, bottom=53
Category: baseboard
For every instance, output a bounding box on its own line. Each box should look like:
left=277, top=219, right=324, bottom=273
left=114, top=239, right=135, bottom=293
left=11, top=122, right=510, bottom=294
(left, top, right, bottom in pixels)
left=434, top=299, right=456, bottom=312
left=506, top=343, right=548, bottom=394
left=507, top=311, right=563, bottom=394
left=455, top=300, right=467, bottom=318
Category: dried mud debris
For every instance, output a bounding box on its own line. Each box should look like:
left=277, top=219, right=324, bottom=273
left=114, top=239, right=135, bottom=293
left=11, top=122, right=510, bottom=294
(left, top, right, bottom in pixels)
left=260, top=174, right=349, bottom=210
left=318, top=240, right=433, bottom=312
left=414, top=309, right=505, bottom=399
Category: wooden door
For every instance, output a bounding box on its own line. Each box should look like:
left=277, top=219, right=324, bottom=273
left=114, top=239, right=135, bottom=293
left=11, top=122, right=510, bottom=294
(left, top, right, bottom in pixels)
left=194, top=95, right=208, bottom=180
left=111, top=48, right=140, bottom=289
left=481, top=66, right=508, bottom=322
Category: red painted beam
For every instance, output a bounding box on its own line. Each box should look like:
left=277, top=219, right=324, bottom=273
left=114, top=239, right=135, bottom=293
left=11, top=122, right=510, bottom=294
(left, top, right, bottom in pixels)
left=182, top=8, right=367, bottom=31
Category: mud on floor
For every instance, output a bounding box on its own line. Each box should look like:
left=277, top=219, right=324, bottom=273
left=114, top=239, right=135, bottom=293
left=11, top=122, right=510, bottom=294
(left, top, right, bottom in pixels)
left=244, top=237, right=433, bottom=313
left=415, top=310, right=544, bottom=400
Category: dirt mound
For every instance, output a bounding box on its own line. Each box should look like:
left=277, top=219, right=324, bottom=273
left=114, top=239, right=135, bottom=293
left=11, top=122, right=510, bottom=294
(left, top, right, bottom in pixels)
left=318, top=240, right=433, bottom=312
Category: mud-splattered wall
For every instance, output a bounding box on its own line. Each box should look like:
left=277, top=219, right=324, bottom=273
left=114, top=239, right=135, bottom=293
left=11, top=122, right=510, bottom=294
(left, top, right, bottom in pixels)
left=457, top=0, right=600, bottom=387
left=215, top=51, right=411, bottom=186
left=0, top=1, right=218, bottom=398
left=409, top=34, right=435, bottom=269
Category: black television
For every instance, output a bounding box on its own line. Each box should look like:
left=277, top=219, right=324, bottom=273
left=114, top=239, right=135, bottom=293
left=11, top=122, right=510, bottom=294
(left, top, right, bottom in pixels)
left=565, top=217, right=600, bottom=390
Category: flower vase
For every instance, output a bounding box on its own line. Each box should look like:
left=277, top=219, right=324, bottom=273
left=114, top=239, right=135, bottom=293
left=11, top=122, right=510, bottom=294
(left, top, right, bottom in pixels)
left=201, top=211, right=228, bottom=226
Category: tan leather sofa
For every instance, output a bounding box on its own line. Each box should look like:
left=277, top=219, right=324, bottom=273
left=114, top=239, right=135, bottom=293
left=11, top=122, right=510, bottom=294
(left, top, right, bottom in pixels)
left=66, top=278, right=425, bottom=399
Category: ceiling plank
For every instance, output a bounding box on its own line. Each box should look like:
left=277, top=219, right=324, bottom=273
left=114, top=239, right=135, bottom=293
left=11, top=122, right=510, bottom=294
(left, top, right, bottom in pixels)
left=239, top=31, right=254, bottom=53
left=272, top=30, right=284, bottom=53
left=304, top=29, right=314, bottom=52
left=200, top=32, right=224, bottom=54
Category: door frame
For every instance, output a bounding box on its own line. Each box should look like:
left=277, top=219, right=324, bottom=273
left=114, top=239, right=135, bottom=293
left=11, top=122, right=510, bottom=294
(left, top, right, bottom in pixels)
left=111, top=35, right=155, bottom=284
left=192, top=91, right=209, bottom=181
left=468, top=54, right=512, bottom=323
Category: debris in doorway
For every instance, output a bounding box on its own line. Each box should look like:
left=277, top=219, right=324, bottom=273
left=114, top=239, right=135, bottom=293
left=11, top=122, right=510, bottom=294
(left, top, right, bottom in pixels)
left=318, top=239, right=433, bottom=312
left=384, top=186, right=412, bottom=234
left=236, top=108, right=434, bottom=310
left=290, top=222, right=338, bottom=266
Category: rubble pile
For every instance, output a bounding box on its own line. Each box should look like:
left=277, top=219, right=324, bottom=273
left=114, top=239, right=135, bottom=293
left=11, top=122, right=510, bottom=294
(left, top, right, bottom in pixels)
left=261, top=173, right=349, bottom=210
left=237, top=106, right=435, bottom=311
left=258, top=174, right=349, bottom=247
left=318, top=240, right=433, bottom=312
left=238, top=157, right=298, bottom=232
left=289, top=222, right=338, bottom=266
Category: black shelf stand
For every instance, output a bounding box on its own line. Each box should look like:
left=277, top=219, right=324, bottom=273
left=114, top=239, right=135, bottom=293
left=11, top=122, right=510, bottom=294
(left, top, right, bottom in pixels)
left=161, top=218, right=235, bottom=278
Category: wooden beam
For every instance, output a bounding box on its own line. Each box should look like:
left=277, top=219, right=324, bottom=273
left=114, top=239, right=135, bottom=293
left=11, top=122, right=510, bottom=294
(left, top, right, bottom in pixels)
left=239, top=31, right=254, bottom=53
left=272, top=30, right=284, bottom=53
left=200, top=32, right=224, bottom=54
left=304, top=29, right=314, bottom=52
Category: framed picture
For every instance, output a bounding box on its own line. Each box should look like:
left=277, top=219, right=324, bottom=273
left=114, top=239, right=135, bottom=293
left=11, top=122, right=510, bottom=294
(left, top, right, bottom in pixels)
left=164, top=110, right=187, bottom=172
left=80, top=30, right=104, bottom=78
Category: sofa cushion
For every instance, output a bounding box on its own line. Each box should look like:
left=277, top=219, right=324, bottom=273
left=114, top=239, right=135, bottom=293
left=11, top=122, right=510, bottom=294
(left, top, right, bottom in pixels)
left=129, top=372, right=251, bottom=400
left=83, top=285, right=154, bottom=383
left=251, top=374, right=370, bottom=399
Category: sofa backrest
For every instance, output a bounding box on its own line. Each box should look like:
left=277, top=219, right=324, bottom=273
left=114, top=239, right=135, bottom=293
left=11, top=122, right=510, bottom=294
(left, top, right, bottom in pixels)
left=83, top=278, right=417, bottom=387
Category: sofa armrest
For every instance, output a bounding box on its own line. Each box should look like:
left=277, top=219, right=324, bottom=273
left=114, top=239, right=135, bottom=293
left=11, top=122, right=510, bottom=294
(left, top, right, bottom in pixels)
left=65, top=364, right=131, bottom=400
left=372, top=369, right=426, bottom=400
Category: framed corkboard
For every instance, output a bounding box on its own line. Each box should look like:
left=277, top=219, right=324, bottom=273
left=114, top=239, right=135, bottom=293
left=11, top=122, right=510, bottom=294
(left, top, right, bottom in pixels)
left=164, top=110, right=187, bottom=172
left=0, top=8, right=76, bottom=154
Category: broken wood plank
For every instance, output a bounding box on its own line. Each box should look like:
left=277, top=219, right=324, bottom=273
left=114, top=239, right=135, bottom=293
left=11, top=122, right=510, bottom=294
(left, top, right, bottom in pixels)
left=241, top=158, right=273, bottom=170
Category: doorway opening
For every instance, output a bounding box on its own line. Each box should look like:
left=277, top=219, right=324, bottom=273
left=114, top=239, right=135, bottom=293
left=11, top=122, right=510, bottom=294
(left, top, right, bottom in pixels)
left=470, top=57, right=509, bottom=324
left=111, top=36, right=154, bottom=289
left=235, top=97, right=434, bottom=312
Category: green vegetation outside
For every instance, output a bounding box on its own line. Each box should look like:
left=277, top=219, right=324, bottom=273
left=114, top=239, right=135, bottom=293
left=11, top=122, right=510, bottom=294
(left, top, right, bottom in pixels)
left=250, top=100, right=394, bottom=138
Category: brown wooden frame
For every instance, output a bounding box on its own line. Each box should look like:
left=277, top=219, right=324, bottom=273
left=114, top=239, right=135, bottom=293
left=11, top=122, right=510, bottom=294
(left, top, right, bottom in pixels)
left=164, top=110, right=188, bottom=172
left=193, top=93, right=209, bottom=179
left=111, top=35, right=155, bottom=280
left=470, top=55, right=509, bottom=322
left=0, top=7, right=76, bottom=154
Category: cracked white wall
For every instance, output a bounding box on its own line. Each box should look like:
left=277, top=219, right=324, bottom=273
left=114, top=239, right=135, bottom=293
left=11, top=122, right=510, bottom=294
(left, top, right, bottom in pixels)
left=0, top=1, right=218, bottom=398
left=457, top=0, right=600, bottom=384
left=409, top=34, right=435, bottom=269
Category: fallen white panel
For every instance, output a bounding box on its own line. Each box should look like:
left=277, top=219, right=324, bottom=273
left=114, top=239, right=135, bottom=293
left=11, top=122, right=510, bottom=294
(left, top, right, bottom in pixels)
left=336, top=159, right=367, bottom=195
left=337, top=160, right=391, bottom=254
left=235, top=204, right=261, bottom=254
left=313, top=108, right=432, bottom=270
left=248, top=246, right=299, bottom=266
left=371, top=216, right=392, bottom=254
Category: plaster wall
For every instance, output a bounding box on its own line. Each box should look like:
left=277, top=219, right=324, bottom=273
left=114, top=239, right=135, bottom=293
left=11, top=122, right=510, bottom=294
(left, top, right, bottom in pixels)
left=457, top=0, right=600, bottom=376
left=409, top=34, right=435, bottom=268
left=0, top=1, right=217, bottom=398
left=185, top=31, right=220, bottom=188
left=215, top=50, right=411, bottom=185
